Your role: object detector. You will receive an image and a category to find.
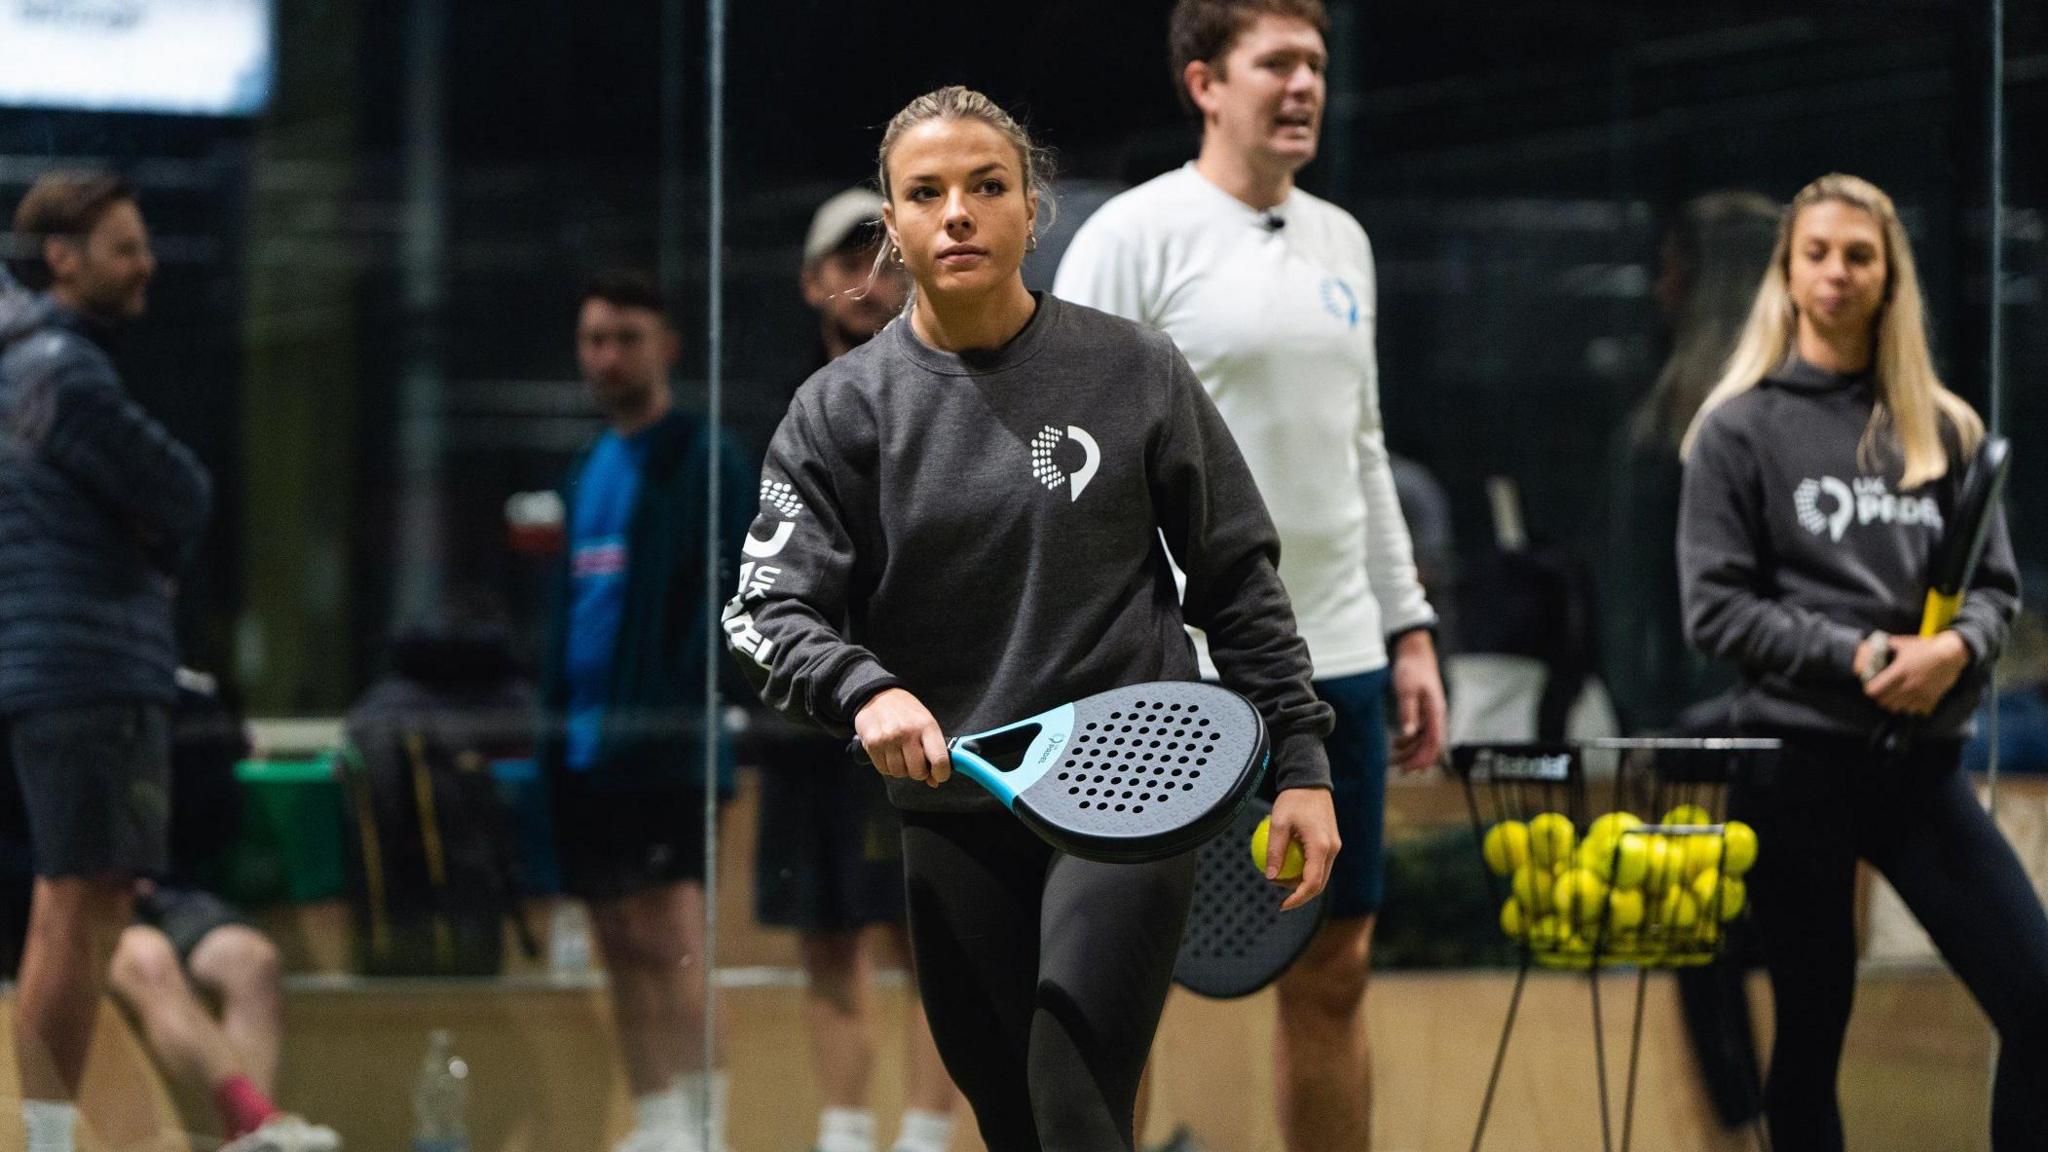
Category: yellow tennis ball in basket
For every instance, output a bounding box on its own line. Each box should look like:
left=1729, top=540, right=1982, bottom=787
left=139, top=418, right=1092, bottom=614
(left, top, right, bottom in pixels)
left=1527, top=915, right=1567, bottom=950
left=1691, top=869, right=1747, bottom=923
left=1606, top=888, right=1646, bottom=933
left=1679, top=834, right=1723, bottom=881
left=1642, top=835, right=1677, bottom=892
left=1589, top=811, right=1645, bottom=844
left=1482, top=820, right=1532, bottom=876
left=1511, top=864, right=1554, bottom=915
left=1655, top=890, right=1702, bottom=934
left=1249, top=816, right=1306, bottom=881
left=1528, top=812, right=1576, bottom=869
left=1662, top=803, right=1712, bottom=827
left=1721, top=821, right=1759, bottom=877
left=1582, top=833, right=1650, bottom=890
left=1553, top=868, right=1609, bottom=929
left=1499, top=898, right=1527, bottom=941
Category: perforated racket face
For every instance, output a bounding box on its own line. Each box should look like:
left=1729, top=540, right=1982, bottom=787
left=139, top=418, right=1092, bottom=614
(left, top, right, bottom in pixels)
left=1175, top=797, right=1325, bottom=998
left=1010, top=681, right=1266, bottom=863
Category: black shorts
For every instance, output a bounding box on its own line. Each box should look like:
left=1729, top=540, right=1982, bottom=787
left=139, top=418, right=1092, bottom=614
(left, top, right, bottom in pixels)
left=134, top=886, right=247, bottom=962
left=551, top=771, right=723, bottom=902
left=5, top=703, right=171, bottom=878
left=754, top=736, right=906, bottom=932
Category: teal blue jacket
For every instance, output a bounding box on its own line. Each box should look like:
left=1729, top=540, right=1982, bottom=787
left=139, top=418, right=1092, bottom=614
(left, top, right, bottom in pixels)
left=538, top=408, right=757, bottom=792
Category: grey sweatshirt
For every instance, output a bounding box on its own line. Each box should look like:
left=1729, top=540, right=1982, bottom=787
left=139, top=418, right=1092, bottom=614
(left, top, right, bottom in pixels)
left=1679, top=359, right=2018, bottom=739
left=723, top=294, right=1333, bottom=812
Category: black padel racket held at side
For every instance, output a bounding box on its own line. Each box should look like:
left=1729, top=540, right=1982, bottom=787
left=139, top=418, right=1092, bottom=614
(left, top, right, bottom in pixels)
left=853, top=681, right=1268, bottom=863
left=1175, top=796, right=1327, bottom=998
left=1920, top=434, right=2012, bottom=635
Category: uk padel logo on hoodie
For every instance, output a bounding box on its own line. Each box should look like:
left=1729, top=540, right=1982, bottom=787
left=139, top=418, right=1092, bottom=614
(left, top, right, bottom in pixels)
left=1794, top=475, right=1942, bottom=543
left=1029, top=424, right=1101, bottom=502
left=743, top=476, right=804, bottom=559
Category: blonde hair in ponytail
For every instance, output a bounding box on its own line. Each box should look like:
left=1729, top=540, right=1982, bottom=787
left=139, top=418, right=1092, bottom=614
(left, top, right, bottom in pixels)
left=1681, top=173, right=1982, bottom=488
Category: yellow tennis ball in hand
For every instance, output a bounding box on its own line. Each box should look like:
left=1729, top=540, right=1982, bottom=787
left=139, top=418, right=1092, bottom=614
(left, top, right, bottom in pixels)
left=1249, top=816, right=1306, bottom=881
left=1483, top=820, right=1532, bottom=876
left=1721, top=821, right=1759, bottom=877
left=1528, top=812, right=1576, bottom=869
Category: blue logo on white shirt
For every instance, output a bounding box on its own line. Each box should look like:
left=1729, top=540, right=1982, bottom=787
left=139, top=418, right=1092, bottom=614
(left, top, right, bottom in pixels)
left=1319, top=277, right=1359, bottom=328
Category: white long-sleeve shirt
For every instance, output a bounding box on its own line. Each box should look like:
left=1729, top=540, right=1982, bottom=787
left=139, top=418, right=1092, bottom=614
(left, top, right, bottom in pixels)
left=1054, top=164, right=1435, bottom=679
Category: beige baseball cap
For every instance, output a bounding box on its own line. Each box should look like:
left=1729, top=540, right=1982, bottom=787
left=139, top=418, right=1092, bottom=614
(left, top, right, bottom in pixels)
left=803, top=187, right=887, bottom=265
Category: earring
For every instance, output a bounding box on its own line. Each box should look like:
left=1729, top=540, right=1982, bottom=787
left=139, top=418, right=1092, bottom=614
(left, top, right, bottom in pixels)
left=1026, top=230, right=1039, bottom=253
left=891, top=247, right=904, bottom=266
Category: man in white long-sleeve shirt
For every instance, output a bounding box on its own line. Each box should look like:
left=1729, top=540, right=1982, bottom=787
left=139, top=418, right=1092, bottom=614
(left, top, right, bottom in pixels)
left=1054, top=2, right=1444, bottom=1147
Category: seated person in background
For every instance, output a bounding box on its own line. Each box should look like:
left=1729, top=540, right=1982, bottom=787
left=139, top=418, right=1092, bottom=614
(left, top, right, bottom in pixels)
left=107, top=670, right=342, bottom=1152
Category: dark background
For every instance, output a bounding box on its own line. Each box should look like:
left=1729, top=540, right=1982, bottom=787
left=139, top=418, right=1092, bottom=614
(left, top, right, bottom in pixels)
left=0, top=0, right=2040, bottom=714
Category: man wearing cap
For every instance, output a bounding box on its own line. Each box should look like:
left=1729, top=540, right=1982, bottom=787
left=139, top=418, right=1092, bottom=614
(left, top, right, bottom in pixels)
left=747, top=189, right=958, bottom=1152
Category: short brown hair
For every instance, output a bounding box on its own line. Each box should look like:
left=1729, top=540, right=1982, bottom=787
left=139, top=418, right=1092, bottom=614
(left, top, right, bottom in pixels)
left=1168, top=0, right=1330, bottom=114
left=580, top=269, right=673, bottom=327
left=8, top=170, right=137, bottom=290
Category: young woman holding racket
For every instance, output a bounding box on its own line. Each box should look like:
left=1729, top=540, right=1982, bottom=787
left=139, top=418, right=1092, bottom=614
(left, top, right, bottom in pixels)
left=723, top=86, right=1339, bottom=1149
left=1679, top=172, right=2048, bottom=1151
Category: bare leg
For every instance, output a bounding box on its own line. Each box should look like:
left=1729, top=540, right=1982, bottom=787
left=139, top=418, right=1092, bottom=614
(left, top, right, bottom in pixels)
left=880, top=924, right=958, bottom=1117
left=1273, top=915, right=1375, bottom=1152
left=590, top=881, right=722, bottom=1097
left=107, top=925, right=246, bottom=1093
left=801, top=929, right=875, bottom=1109
left=15, top=875, right=133, bottom=1101
left=185, top=926, right=286, bottom=1097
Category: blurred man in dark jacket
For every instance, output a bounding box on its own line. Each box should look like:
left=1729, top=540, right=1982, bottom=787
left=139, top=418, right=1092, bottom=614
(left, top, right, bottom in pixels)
left=0, top=171, right=211, bottom=1152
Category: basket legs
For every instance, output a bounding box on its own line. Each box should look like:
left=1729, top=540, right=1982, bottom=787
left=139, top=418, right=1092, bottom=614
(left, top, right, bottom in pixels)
left=1469, top=959, right=1534, bottom=1152
left=1590, top=971, right=1616, bottom=1152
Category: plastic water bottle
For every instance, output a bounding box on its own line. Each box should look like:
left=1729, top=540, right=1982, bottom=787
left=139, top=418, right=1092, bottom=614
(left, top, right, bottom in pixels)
left=411, top=1029, right=471, bottom=1152
left=548, top=899, right=593, bottom=976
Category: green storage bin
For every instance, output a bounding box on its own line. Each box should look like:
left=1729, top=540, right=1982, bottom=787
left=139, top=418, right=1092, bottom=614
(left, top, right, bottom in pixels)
left=222, top=758, right=348, bottom=904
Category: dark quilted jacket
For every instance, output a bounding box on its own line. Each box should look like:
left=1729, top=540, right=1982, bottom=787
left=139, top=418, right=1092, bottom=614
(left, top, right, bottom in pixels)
left=0, top=291, right=211, bottom=714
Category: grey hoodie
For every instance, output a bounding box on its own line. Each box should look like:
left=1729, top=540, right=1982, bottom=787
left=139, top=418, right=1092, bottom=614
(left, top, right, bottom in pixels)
left=1678, top=359, right=2017, bottom=739
left=723, top=294, right=1333, bottom=812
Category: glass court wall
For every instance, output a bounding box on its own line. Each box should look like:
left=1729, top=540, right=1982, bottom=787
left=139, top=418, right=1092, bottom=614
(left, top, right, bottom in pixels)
left=0, top=1, right=2040, bottom=1150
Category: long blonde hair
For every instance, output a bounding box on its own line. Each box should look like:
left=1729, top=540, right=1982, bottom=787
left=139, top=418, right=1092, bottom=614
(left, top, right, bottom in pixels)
left=1680, top=173, right=1983, bottom=488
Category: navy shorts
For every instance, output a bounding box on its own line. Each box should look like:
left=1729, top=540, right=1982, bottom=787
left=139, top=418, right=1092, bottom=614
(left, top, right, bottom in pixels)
left=754, top=734, right=906, bottom=932
left=1261, top=668, right=1391, bottom=920
left=551, top=771, right=726, bottom=902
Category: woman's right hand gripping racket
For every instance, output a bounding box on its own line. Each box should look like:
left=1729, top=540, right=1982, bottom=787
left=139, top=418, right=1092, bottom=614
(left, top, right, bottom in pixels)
left=853, top=681, right=1269, bottom=864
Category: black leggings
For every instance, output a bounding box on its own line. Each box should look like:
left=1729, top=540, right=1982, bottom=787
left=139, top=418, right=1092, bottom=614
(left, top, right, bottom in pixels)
left=1731, top=732, right=2048, bottom=1151
left=899, top=809, right=1197, bottom=1151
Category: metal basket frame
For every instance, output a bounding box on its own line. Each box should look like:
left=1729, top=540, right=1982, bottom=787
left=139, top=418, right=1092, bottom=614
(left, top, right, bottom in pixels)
left=1450, top=738, right=1780, bottom=1152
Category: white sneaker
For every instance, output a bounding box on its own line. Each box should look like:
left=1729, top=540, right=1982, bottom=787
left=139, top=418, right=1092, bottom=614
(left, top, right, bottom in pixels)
left=220, top=1115, right=344, bottom=1152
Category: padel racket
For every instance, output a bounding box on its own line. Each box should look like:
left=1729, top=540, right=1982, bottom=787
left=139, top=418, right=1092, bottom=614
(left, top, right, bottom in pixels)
left=853, top=681, right=1267, bottom=863
left=1174, top=796, right=1327, bottom=998
left=1920, top=435, right=2012, bottom=634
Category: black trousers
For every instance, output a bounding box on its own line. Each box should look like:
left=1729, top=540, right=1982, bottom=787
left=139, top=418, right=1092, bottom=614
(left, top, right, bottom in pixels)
left=1731, top=731, right=2048, bottom=1152
left=899, top=809, right=1197, bottom=1151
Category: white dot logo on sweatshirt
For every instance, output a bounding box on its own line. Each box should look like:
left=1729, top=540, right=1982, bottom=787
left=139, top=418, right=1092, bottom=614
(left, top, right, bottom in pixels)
left=1794, top=475, right=1942, bottom=543
left=1029, top=424, right=1101, bottom=502
left=743, top=476, right=804, bottom=559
